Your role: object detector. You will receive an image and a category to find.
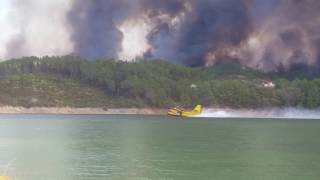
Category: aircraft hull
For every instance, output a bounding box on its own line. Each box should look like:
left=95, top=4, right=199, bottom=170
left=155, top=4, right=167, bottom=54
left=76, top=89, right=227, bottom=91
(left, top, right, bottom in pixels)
left=167, top=105, right=202, bottom=117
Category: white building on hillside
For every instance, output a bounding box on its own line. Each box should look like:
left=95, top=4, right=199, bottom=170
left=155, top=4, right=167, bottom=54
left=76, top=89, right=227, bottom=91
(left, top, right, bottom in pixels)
left=262, top=81, right=275, bottom=88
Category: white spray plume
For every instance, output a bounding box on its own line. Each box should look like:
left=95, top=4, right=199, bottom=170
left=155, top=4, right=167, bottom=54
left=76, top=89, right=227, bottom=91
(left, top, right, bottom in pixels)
left=199, top=108, right=320, bottom=119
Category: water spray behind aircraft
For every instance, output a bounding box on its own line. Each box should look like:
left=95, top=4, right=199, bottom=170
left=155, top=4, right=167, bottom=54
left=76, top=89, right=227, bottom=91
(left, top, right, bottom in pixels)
left=198, top=108, right=320, bottom=119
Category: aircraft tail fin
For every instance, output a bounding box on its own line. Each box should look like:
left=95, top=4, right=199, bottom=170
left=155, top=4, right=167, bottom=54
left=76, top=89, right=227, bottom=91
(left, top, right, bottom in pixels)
left=193, top=105, right=202, bottom=113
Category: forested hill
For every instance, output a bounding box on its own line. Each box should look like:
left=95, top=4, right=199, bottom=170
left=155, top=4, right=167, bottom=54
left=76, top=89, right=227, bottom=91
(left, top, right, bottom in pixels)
left=0, top=56, right=319, bottom=109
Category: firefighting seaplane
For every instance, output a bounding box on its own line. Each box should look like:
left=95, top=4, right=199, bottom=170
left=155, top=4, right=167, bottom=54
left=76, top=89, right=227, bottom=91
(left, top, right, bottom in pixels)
left=168, top=105, right=203, bottom=117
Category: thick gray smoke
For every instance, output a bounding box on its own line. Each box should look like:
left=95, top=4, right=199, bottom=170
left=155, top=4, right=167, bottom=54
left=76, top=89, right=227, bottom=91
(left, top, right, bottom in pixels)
left=143, top=0, right=320, bottom=70
left=67, top=0, right=138, bottom=59
left=66, top=0, right=320, bottom=70
left=241, top=0, right=320, bottom=71
left=144, top=0, right=251, bottom=66
left=2, top=0, right=320, bottom=71
left=67, top=0, right=188, bottom=60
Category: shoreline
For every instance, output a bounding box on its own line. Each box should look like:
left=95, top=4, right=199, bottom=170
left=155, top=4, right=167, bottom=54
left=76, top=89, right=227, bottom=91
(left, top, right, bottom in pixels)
left=0, top=106, right=167, bottom=115
left=0, top=106, right=318, bottom=119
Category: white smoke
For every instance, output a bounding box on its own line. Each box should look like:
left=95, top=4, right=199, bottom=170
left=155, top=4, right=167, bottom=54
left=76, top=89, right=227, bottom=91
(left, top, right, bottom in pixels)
left=0, top=0, right=14, bottom=59
left=1, top=0, right=73, bottom=59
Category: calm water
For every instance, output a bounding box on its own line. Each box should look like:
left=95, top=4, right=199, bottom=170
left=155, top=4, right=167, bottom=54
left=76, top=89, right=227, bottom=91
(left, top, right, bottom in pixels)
left=0, top=115, right=319, bottom=180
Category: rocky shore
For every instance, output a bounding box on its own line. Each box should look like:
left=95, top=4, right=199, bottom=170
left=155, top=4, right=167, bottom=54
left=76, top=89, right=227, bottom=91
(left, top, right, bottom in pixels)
left=0, top=106, right=167, bottom=115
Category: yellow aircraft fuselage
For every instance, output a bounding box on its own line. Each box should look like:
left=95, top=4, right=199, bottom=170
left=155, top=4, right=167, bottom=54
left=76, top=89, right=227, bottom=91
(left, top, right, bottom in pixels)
left=0, top=176, right=9, bottom=180
left=168, top=105, right=202, bottom=117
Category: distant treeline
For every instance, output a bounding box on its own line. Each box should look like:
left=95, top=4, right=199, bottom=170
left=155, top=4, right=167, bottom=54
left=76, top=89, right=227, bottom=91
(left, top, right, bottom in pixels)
left=0, top=56, right=319, bottom=108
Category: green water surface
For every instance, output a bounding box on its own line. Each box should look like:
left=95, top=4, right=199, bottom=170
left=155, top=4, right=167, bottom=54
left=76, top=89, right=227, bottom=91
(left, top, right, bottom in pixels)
left=0, top=115, right=319, bottom=180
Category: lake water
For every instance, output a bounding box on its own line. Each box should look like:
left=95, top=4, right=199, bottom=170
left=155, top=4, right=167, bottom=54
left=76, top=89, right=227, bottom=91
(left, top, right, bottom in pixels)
left=0, top=115, right=319, bottom=180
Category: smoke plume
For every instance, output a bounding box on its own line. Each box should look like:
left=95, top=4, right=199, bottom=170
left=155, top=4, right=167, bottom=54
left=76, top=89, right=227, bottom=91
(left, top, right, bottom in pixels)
left=2, top=0, right=72, bottom=59
left=239, top=0, right=320, bottom=71
left=1, top=0, right=320, bottom=71
left=67, top=0, right=139, bottom=59
left=144, top=0, right=252, bottom=66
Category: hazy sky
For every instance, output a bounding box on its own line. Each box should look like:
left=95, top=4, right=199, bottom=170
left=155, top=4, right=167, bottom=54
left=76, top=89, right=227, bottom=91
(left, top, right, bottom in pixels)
left=0, top=0, right=10, bottom=15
